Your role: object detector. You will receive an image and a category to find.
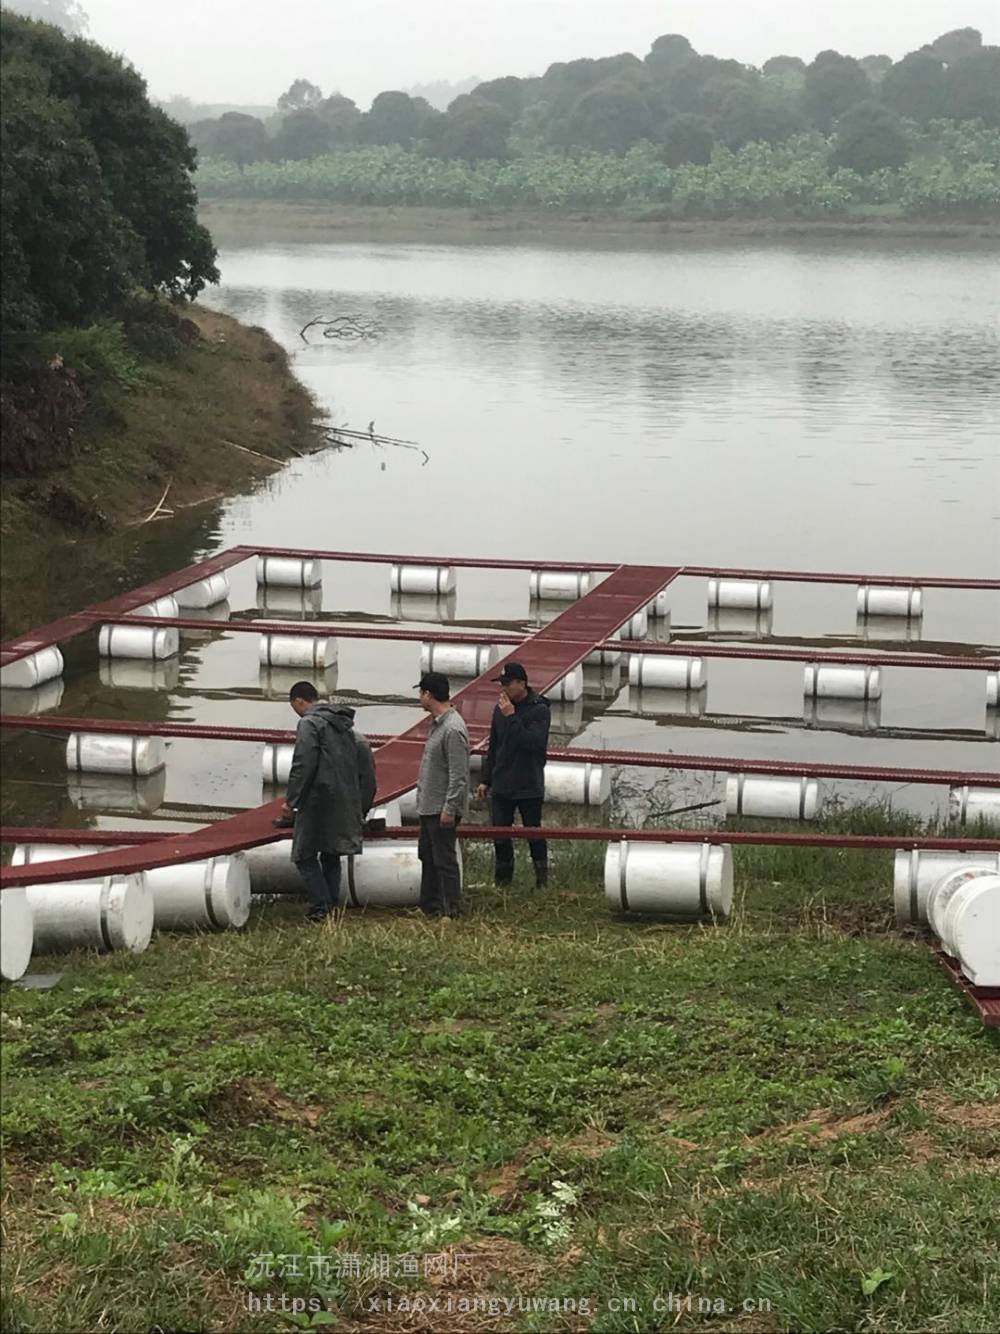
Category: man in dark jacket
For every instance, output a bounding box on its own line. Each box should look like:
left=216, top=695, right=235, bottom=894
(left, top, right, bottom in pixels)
left=476, top=662, right=551, bottom=889
left=281, top=681, right=377, bottom=921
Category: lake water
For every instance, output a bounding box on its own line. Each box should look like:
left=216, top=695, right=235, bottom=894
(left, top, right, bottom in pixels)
left=4, top=238, right=999, bottom=832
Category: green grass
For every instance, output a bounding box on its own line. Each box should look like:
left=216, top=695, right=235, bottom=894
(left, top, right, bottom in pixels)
left=2, top=822, right=998, bottom=1333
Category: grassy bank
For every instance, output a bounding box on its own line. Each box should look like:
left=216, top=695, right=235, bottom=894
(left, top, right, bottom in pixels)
left=200, top=199, right=1000, bottom=248
left=0, top=304, right=326, bottom=640
left=2, top=826, right=997, bottom=1333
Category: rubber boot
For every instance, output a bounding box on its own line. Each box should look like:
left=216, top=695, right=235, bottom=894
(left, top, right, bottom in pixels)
left=534, top=863, right=549, bottom=890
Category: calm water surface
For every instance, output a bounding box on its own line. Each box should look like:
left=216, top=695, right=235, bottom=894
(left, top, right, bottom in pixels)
left=4, top=239, right=998, bottom=832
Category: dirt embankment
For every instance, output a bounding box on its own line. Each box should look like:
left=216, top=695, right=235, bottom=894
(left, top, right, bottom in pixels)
left=0, top=305, right=326, bottom=638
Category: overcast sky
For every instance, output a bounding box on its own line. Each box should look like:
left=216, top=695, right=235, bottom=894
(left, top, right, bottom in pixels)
left=80, top=0, right=1000, bottom=106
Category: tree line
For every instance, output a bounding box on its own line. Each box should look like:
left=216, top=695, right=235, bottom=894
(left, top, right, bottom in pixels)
left=189, top=27, right=999, bottom=179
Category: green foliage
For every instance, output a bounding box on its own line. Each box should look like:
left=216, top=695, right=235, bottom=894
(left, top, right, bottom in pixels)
left=832, top=101, right=911, bottom=175
left=0, top=10, right=217, bottom=336
left=357, top=90, right=440, bottom=148
left=272, top=108, right=333, bottom=162
left=882, top=51, right=948, bottom=123
left=803, top=50, right=871, bottom=133
left=277, top=78, right=322, bottom=113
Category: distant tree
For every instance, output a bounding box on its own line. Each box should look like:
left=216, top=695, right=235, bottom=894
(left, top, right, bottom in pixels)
left=357, top=90, right=439, bottom=146
left=714, top=82, right=804, bottom=148
left=0, top=0, right=87, bottom=34
left=270, top=107, right=332, bottom=160
left=881, top=51, right=947, bottom=123
left=465, top=75, right=529, bottom=119
left=857, top=54, right=892, bottom=84
left=433, top=99, right=511, bottom=161
left=317, top=92, right=360, bottom=146
left=2, top=12, right=217, bottom=301
left=659, top=112, right=714, bottom=165
left=762, top=55, right=805, bottom=76
left=277, top=78, right=322, bottom=113
left=803, top=51, right=870, bottom=132
left=212, top=111, right=268, bottom=168
left=665, top=55, right=756, bottom=115
left=553, top=78, right=656, bottom=153
left=645, top=34, right=697, bottom=83
left=831, top=101, right=910, bottom=173
left=929, top=27, right=982, bottom=64
left=943, top=46, right=1000, bottom=126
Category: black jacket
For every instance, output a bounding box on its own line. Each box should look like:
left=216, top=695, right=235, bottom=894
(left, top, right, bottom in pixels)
left=287, top=704, right=377, bottom=859
left=482, top=690, right=551, bottom=799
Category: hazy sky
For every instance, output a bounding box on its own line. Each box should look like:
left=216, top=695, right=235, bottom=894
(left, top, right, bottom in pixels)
left=80, top=0, right=1000, bottom=106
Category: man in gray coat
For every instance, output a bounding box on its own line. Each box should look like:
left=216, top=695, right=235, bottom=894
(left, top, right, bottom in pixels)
left=415, top=671, right=469, bottom=918
left=280, top=681, right=377, bottom=921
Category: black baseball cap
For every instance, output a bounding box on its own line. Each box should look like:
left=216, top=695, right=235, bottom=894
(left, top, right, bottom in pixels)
left=415, top=671, right=450, bottom=701
left=492, top=661, right=528, bottom=685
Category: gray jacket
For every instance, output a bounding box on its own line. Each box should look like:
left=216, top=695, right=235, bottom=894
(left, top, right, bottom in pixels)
left=286, top=704, right=377, bottom=859
left=416, top=707, right=469, bottom=818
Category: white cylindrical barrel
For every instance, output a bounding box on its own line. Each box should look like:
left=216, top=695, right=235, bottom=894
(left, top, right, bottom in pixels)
left=148, top=855, right=251, bottom=931
left=586, top=630, right=621, bottom=667
left=927, top=866, right=991, bottom=947
left=629, top=655, right=706, bottom=691
left=605, top=841, right=733, bottom=918
left=390, top=564, right=456, bottom=596
left=25, top=872, right=153, bottom=954
left=256, top=556, right=322, bottom=588
left=345, top=843, right=421, bottom=907
left=725, top=774, right=821, bottom=821
left=804, top=664, right=881, bottom=701
left=938, top=873, right=1000, bottom=986
left=129, top=595, right=179, bottom=619
left=892, top=849, right=1000, bottom=926
left=544, top=761, right=611, bottom=807
left=65, top=732, right=166, bottom=777
left=67, top=771, right=166, bottom=814
left=949, top=786, right=1000, bottom=827
left=647, top=593, right=671, bottom=620
left=618, top=608, right=649, bottom=641
left=0, top=678, right=64, bottom=716
left=708, top=579, right=773, bottom=611
left=528, top=571, right=591, bottom=602
left=99, top=624, right=180, bottom=661
left=243, top=841, right=300, bottom=894
left=420, top=643, right=500, bottom=677
left=545, top=666, right=584, bottom=702
left=857, top=585, right=922, bottom=618
left=262, top=743, right=294, bottom=786
left=175, top=572, right=230, bottom=609
left=398, top=788, right=419, bottom=822
left=1, top=888, right=33, bottom=981
left=259, top=634, right=337, bottom=670
left=988, top=672, right=999, bottom=708
left=0, top=646, right=64, bottom=690
left=989, top=708, right=1000, bottom=741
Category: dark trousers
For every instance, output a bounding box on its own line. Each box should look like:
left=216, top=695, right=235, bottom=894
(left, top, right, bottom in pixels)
left=294, top=852, right=341, bottom=916
left=491, top=796, right=547, bottom=883
left=418, top=815, right=462, bottom=915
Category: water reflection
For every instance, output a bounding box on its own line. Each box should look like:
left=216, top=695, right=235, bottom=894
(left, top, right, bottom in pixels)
left=708, top=607, right=774, bottom=638
left=390, top=591, right=457, bottom=623
left=0, top=680, right=65, bottom=716
left=256, top=585, right=325, bottom=618
left=804, top=696, right=882, bottom=732
left=259, top=664, right=339, bottom=700
left=99, top=659, right=181, bottom=692
left=630, top=686, right=708, bottom=719
left=856, top=613, right=922, bottom=644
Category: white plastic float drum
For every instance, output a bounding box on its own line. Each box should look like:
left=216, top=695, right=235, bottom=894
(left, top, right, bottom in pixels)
left=725, top=774, right=821, bottom=821
left=546, top=696, right=585, bottom=735
left=259, top=634, right=337, bottom=671
left=262, top=743, right=294, bottom=786
left=0, top=678, right=64, bottom=716
left=243, top=840, right=300, bottom=894
left=857, top=585, right=922, bottom=618
left=148, top=855, right=251, bottom=931
left=647, top=593, right=671, bottom=620
left=420, top=643, right=500, bottom=677
left=390, top=564, right=456, bottom=596
left=65, top=732, right=166, bottom=777
left=99, top=625, right=180, bottom=661
left=604, top=841, right=733, bottom=918
left=129, top=595, right=179, bottom=619
left=67, top=770, right=166, bottom=814
left=545, top=761, right=611, bottom=807
left=935, top=872, right=1000, bottom=985
left=398, top=788, right=419, bottom=822
left=528, top=571, right=591, bottom=602
left=175, top=572, right=230, bottom=609
left=0, top=646, right=64, bottom=690
left=949, top=786, right=1000, bottom=827
left=99, top=658, right=180, bottom=692
left=629, top=655, right=706, bottom=691
left=545, top=666, right=584, bottom=702
left=988, top=672, right=999, bottom=708
left=927, top=866, right=989, bottom=945
left=586, top=630, right=621, bottom=668
left=618, top=608, right=649, bottom=641
left=0, top=889, right=33, bottom=981
left=708, top=579, right=772, bottom=611
left=15, top=849, right=153, bottom=954
left=344, top=843, right=420, bottom=907
left=892, top=849, right=1000, bottom=926
left=256, top=556, right=322, bottom=588
left=804, top=664, right=881, bottom=701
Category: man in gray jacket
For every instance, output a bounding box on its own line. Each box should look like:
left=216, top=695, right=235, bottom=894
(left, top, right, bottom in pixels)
left=414, top=671, right=469, bottom=917
left=281, top=681, right=377, bottom=921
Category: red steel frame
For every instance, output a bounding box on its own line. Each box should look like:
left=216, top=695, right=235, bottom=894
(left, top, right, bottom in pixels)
left=2, top=545, right=998, bottom=1027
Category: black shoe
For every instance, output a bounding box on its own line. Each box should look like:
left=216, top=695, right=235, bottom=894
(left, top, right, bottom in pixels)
left=494, top=875, right=513, bottom=888
left=444, top=905, right=464, bottom=918
left=534, top=865, right=549, bottom=890
left=420, top=904, right=445, bottom=917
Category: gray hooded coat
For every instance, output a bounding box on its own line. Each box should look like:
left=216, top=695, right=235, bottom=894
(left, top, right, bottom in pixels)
left=285, top=704, right=377, bottom=860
